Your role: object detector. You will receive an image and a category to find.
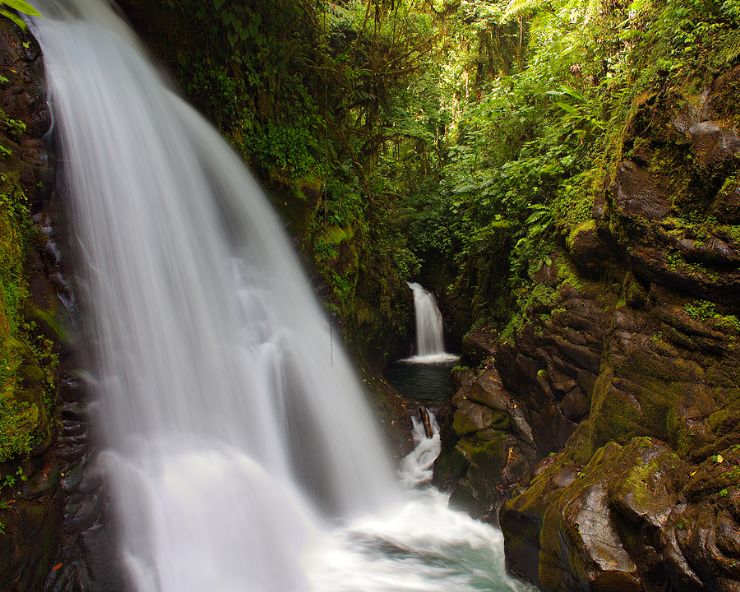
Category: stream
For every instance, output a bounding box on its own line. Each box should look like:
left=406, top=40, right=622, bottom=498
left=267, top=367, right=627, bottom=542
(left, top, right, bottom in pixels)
left=33, top=1, right=532, bottom=590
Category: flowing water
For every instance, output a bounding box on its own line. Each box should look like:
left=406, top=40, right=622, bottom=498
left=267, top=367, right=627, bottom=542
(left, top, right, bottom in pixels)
left=33, top=2, right=531, bottom=590
left=406, top=283, right=458, bottom=364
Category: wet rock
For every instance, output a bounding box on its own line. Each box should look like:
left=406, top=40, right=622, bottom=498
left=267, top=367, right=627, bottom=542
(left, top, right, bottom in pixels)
left=494, top=285, right=612, bottom=455
left=0, top=19, right=67, bottom=592
left=688, top=121, right=740, bottom=167
left=567, top=221, right=615, bottom=278
left=461, top=325, right=498, bottom=366
left=558, top=387, right=588, bottom=422
left=711, top=177, right=739, bottom=224
left=453, top=400, right=500, bottom=435
left=439, top=364, right=538, bottom=520
left=502, top=438, right=694, bottom=590
left=467, top=370, right=509, bottom=411
left=615, top=160, right=672, bottom=220
left=453, top=66, right=740, bottom=592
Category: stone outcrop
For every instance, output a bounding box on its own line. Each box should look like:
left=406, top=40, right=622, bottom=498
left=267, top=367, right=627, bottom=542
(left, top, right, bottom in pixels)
left=0, top=20, right=120, bottom=591
left=440, top=66, right=739, bottom=590
left=0, top=19, right=60, bottom=590
left=434, top=360, right=537, bottom=521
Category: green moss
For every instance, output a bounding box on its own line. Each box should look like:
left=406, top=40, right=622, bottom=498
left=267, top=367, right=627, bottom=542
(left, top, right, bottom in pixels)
left=0, top=156, right=57, bottom=464
left=452, top=411, right=478, bottom=436
left=554, top=258, right=583, bottom=291
left=708, top=401, right=739, bottom=436
left=620, top=455, right=664, bottom=507
left=434, top=445, right=469, bottom=485
left=491, top=411, right=511, bottom=431
left=588, top=351, right=700, bottom=453
left=457, top=437, right=506, bottom=464
left=565, top=219, right=596, bottom=251
left=0, top=397, right=40, bottom=461
left=684, top=299, right=718, bottom=321
left=27, top=306, right=67, bottom=342
left=682, top=299, right=740, bottom=334
left=555, top=169, right=602, bottom=234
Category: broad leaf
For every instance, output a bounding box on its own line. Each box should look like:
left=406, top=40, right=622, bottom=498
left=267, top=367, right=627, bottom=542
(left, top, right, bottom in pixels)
left=0, top=8, right=27, bottom=30
left=2, top=0, right=40, bottom=17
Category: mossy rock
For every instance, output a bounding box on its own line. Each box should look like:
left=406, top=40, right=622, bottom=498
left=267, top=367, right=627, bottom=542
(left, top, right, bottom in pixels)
left=452, top=400, right=507, bottom=436
left=432, top=444, right=468, bottom=490
left=450, top=433, right=517, bottom=520
left=503, top=438, right=691, bottom=591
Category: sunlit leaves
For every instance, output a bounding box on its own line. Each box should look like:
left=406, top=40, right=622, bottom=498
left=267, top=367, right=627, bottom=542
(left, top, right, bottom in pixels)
left=0, top=0, right=40, bottom=31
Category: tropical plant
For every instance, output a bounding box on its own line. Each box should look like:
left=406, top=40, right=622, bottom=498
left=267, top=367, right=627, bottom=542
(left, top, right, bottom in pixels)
left=0, top=0, right=40, bottom=31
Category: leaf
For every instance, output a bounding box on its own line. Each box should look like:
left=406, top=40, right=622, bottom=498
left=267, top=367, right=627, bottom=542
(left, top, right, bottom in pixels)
left=558, top=85, right=586, bottom=102
left=555, top=101, right=579, bottom=115
left=2, top=0, right=40, bottom=16
left=0, top=9, right=26, bottom=30
left=525, top=210, right=548, bottom=224
left=503, top=0, right=544, bottom=20
left=212, top=0, right=225, bottom=9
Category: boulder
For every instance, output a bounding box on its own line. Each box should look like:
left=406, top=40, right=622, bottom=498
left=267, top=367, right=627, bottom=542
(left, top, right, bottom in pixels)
left=502, top=438, right=696, bottom=591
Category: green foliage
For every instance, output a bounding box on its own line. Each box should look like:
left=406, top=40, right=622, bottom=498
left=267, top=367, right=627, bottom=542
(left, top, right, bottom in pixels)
left=684, top=299, right=719, bottom=321
left=0, top=0, right=40, bottom=31
left=684, top=299, right=740, bottom=333
left=0, top=169, right=55, bottom=464
left=127, top=0, right=737, bottom=352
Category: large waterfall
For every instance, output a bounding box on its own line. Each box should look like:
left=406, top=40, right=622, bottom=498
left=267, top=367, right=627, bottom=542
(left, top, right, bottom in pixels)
left=33, top=2, right=530, bottom=591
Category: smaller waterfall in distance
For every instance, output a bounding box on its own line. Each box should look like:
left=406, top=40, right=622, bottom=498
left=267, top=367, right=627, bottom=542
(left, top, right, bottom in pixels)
left=407, top=282, right=459, bottom=363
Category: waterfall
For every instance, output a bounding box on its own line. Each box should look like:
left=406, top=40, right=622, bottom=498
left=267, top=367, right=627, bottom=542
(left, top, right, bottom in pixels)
left=407, top=283, right=458, bottom=363
left=33, top=2, right=531, bottom=591
left=34, top=1, right=397, bottom=587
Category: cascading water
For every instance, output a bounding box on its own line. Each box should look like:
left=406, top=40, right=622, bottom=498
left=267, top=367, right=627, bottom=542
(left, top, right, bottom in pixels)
left=406, top=282, right=458, bottom=364
left=33, top=2, right=532, bottom=590
left=399, top=411, right=441, bottom=488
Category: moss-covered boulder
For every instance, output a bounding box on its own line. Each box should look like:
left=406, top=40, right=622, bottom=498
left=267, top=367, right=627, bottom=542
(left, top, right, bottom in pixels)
left=501, top=438, right=700, bottom=590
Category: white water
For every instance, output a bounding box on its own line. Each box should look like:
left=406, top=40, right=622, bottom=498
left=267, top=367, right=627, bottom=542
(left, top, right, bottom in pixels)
left=399, top=411, right=441, bottom=488
left=33, top=2, right=530, bottom=591
left=406, top=283, right=458, bottom=364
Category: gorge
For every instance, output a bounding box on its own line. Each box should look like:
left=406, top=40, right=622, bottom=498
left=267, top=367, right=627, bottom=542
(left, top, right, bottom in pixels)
left=0, top=0, right=737, bottom=591
left=23, top=0, right=526, bottom=590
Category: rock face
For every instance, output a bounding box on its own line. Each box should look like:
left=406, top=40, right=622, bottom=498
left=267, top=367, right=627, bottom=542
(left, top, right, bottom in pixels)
left=440, top=67, right=740, bottom=590
left=0, top=19, right=60, bottom=590
left=435, top=360, right=537, bottom=521
left=0, top=20, right=121, bottom=591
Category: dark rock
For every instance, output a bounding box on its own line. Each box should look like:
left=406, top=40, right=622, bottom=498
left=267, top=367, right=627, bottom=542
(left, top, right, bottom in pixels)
left=467, top=370, right=509, bottom=410
left=452, top=400, right=498, bottom=435
left=440, top=363, right=538, bottom=520
left=502, top=438, right=697, bottom=591
left=615, top=160, right=672, bottom=220
left=558, top=387, right=589, bottom=422
left=567, top=221, right=615, bottom=277
left=487, top=67, right=740, bottom=592
left=461, top=325, right=498, bottom=366
left=710, top=177, right=739, bottom=224
left=687, top=121, right=739, bottom=167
